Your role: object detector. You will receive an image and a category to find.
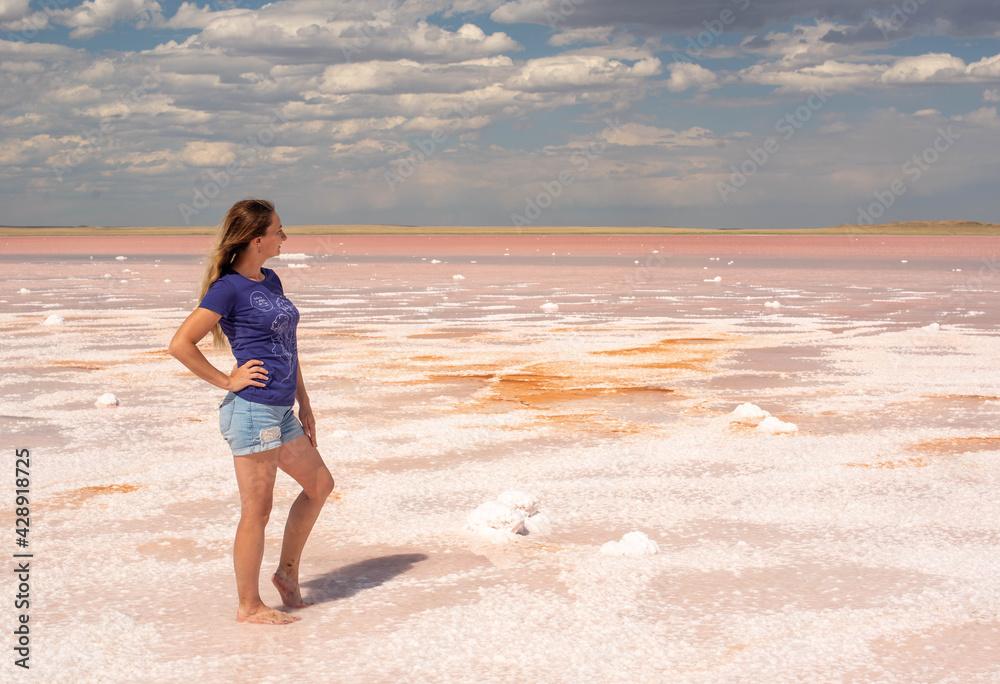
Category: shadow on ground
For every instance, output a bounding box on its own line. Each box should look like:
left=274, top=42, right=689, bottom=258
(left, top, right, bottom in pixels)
left=302, top=553, right=429, bottom=603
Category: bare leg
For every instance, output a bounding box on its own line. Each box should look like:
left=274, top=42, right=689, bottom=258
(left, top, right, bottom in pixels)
left=233, top=448, right=301, bottom=624
left=272, top=434, right=335, bottom=607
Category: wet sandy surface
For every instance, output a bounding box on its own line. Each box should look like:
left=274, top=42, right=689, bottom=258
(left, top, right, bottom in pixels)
left=3, top=236, right=1000, bottom=682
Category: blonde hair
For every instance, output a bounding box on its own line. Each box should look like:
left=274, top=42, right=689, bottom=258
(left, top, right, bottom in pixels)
left=198, top=198, right=275, bottom=348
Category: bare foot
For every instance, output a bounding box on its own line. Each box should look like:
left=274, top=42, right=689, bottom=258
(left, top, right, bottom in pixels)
left=236, top=605, right=301, bottom=625
left=272, top=570, right=312, bottom=608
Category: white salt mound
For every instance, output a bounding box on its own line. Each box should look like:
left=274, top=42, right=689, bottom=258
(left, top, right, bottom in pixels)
left=277, top=253, right=311, bottom=260
left=430, top=259, right=441, bottom=264
left=922, top=322, right=941, bottom=332
left=601, top=531, right=660, bottom=557
left=730, top=403, right=771, bottom=422
left=287, top=263, right=310, bottom=268
left=116, top=256, right=127, bottom=261
left=498, top=490, right=539, bottom=516
left=523, top=512, right=552, bottom=536
left=704, top=276, right=722, bottom=282
left=764, top=300, right=781, bottom=308
left=757, top=416, right=798, bottom=434
left=467, top=491, right=550, bottom=538
left=467, top=501, right=525, bottom=535
left=540, top=302, right=558, bottom=311
left=43, top=314, right=64, bottom=325
left=19, top=288, right=30, bottom=294
left=453, top=274, right=465, bottom=280
left=95, top=393, right=120, bottom=408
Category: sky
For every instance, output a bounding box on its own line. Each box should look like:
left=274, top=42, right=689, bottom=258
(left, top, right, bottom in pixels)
left=1, top=0, right=999, bottom=229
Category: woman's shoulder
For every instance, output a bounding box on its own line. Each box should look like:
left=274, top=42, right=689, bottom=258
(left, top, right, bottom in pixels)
left=208, top=269, right=238, bottom=290
left=263, top=267, right=283, bottom=289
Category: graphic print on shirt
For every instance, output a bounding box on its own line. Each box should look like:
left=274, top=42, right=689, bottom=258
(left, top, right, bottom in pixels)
left=271, top=295, right=298, bottom=382
left=249, top=289, right=298, bottom=383
left=249, top=291, right=274, bottom=312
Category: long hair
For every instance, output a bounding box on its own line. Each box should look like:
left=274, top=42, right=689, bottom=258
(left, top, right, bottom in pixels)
left=198, top=198, right=275, bottom=348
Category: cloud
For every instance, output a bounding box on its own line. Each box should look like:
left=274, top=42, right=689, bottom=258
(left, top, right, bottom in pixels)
left=737, top=59, right=885, bottom=94
left=956, top=106, right=1000, bottom=128
left=880, top=53, right=966, bottom=84
left=317, top=57, right=513, bottom=95
left=666, top=62, right=718, bottom=92
left=180, top=141, right=237, bottom=167
left=52, top=0, right=165, bottom=40
left=490, top=0, right=1000, bottom=37
left=183, top=5, right=521, bottom=64
left=0, top=0, right=29, bottom=22
left=966, top=53, right=1000, bottom=79
left=985, top=89, right=1000, bottom=103
left=504, top=54, right=661, bottom=93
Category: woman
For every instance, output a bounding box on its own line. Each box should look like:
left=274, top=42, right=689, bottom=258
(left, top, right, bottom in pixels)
left=169, top=198, right=334, bottom=625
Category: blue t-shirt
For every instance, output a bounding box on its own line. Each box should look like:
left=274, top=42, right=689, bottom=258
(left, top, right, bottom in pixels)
left=198, top=267, right=299, bottom=406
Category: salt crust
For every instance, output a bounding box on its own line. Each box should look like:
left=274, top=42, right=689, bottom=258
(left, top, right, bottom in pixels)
left=756, top=416, right=798, bottom=434
left=277, top=252, right=312, bottom=259
left=95, top=392, right=120, bottom=407
left=730, top=403, right=771, bottom=422
left=600, top=531, right=660, bottom=556
left=466, top=490, right=550, bottom=540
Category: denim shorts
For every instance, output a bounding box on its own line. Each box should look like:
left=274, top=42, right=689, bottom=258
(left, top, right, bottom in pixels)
left=219, top=392, right=305, bottom=456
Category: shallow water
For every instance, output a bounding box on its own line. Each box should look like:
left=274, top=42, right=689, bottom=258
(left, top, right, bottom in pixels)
left=2, top=236, right=1000, bottom=683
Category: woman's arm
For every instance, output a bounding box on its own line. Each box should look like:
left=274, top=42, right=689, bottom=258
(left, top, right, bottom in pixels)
left=295, top=359, right=317, bottom=447
left=168, top=307, right=267, bottom=391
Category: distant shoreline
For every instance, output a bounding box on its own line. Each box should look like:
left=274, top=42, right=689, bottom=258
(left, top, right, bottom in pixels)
left=0, top=220, right=997, bottom=237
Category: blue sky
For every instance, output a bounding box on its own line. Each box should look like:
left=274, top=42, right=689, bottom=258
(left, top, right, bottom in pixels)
left=2, top=0, right=999, bottom=229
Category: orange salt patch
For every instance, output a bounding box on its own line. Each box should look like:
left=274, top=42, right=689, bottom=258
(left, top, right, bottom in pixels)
left=907, top=436, right=1000, bottom=456
left=136, top=349, right=171, bottom=357
left=592, top=337, right=726, bottom=372
left=316, top=332, right=383, bottom=338
left=922, top=394, right=1000, bottom=402
left=48, top=360, right=106, bottom=371
left=407, top=332, right=482, bottom=340
left=328, top=490, right=343, bottom=501
left=535, top=412, right=658, bottom=436
left=591, top=337, right=725, bottom=356
left=42, top=483, right=142, bottom=508
left=845, top=457, right=929, bottom=469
